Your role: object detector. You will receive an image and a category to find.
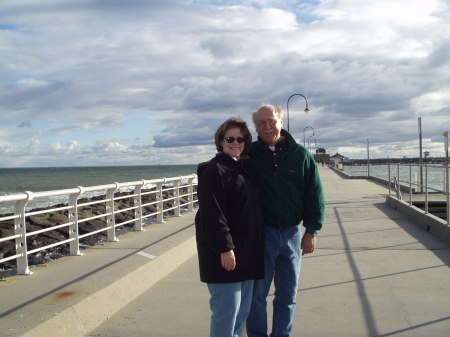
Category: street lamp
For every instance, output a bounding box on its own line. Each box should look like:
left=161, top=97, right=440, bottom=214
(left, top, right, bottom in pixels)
left=418, top=117, right=423, bottom=193
left=312, top=134, right=318, bottom=152
left=303, top=126, right=314, bottom=147
left=443, top=131, right=449, bottom=226
left=367, top=138, right=370, bottom=177
left=444, top=131, right=449, bottom=166
left=307, top=134, right=315, bottom=152
left=286, top=94, right=310, bottom=132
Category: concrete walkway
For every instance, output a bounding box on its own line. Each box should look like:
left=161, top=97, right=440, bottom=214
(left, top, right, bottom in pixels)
left=2, top=167, right=450, bottom=337
left=89, top=167, right=450, bottom=337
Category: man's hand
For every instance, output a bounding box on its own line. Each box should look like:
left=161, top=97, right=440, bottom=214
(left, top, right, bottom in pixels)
left=301, top=233, right=317, bottom=255
left=220, top=250, right=236, bottom=271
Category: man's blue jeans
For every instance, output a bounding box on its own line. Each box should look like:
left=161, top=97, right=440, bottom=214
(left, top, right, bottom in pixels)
left=207, top=280, right=254, bottom=337
left=247, top=225, right=302, bottom=337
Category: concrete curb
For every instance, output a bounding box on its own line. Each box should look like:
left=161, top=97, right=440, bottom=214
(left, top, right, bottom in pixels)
left=1, top=212, right=198, bottom=337
left=386, top=195, right=450, bottom=245
left=19, top=237, right=197, bottom=337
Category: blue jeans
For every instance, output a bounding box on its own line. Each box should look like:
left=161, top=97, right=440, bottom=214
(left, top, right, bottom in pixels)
left=207, top=280, right=254, bottom=337
left=247, top=226, right=302, bottom=337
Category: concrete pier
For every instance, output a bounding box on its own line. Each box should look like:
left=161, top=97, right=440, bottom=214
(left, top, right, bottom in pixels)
left=1, top=167, right=450, bottom=337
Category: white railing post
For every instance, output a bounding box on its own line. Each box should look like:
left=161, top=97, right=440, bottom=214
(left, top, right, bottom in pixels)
left=396, top=164, right=402, bottom=200
left=187, top=176, right=195, bottom=211
left=388, top=163, right=391, bottom=196
left=106, top=183, right=119, bottom=242
left=424, top=164, right=428, bottom=214
left=156, top=180, right=164, bottom=223
left=174, top=178, right=181, bottom=217
left=444, top=169, right=447, bottom=192
left=409, top=164, right=413, bottom=205
left=134, top=180, right=145, bottom=231
left=445, top=164, right=449, bottom=226
left=69, top=186, right=84, bottom=256
left=14, top=191, right=33, bottom=275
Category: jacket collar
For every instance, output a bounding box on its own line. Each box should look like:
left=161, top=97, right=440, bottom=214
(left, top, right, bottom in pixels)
left=256, top=129, right=297, bottom=152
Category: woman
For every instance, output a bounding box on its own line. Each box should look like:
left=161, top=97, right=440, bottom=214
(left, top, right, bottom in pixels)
left=195, top=118, right=264, bottom=337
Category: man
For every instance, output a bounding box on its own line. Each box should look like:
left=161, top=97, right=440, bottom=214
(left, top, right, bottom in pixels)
left=246, top=104, right=325, bottom=337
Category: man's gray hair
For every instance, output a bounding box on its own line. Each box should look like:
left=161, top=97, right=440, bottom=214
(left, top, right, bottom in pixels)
left=252, top=104, right=284, bottom=124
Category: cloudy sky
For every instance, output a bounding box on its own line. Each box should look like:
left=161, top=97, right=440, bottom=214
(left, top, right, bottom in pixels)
left=1, top=0, right=449, bottom=167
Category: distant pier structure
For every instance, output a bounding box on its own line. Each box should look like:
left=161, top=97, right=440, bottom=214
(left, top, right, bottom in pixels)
left=314, top=148, right=330, bottom=165
left=345, top=157, right=447, bottom=165
left=312, top=147, right=446, bottom=166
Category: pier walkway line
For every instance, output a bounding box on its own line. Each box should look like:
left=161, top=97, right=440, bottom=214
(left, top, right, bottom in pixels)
left=89, top=166, right=450, bottom=337
left=1, top=167, right=450, bottom=337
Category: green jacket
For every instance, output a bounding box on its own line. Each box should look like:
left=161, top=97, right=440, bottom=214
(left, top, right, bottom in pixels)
left=247, top=130, right=325, bottom=234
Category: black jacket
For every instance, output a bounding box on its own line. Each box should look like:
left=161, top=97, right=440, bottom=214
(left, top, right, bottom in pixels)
left=195, top=153, right=264, bottom=283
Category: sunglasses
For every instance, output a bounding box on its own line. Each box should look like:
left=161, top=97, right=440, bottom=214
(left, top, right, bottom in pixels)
left=225, top=136, right=246, bottom=144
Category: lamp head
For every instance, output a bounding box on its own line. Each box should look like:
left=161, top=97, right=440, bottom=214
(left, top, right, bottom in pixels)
left=304, top=108, right=310, bottom=114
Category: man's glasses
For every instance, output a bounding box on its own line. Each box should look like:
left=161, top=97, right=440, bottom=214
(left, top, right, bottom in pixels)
left=225, top=136, right=246, bottom=144
left=255, top=119, right=278, bottom=128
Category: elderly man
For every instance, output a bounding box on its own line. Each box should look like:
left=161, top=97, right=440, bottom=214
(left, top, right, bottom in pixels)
left=246, top=104, right=325, bottom=337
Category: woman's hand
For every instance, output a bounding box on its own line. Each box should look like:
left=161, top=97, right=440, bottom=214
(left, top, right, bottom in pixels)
left=220, top=250, right=236, bottom=271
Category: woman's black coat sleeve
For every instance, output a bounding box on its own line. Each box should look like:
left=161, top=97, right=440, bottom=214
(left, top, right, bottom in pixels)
left=196, top=162, right=235, bottom=254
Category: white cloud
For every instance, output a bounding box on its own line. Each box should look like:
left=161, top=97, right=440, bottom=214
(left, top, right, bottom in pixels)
left=0, top=0, right=449, bottom=167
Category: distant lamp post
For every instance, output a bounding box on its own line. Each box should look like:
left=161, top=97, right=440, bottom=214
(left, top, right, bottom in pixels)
left=307, top=134, right=316, bottom=152
left=303, top=126, right=315, bottom=147
left=307, top=135, right=312, bottom=151
left=443, top=131, right=449, bottom=226
left=418, top=117, right=423, bottom=192
left=286, top=94, right=310, bottom=132
left=367, top=138, right=370, bottom=177
left=444, top=131, right=449, bottom=166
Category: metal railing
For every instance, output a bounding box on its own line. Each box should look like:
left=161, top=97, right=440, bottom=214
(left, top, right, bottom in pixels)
left=387, top=163, right=449, bottom=226
left=0, top=175, right=198, bottom=275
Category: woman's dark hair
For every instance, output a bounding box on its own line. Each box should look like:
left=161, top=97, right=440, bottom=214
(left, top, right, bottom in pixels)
left=214, top=118, right=252, bottom=153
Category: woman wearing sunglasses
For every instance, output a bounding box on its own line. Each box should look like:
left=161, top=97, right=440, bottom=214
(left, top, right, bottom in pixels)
left=195, top=117, right=264, bottom=337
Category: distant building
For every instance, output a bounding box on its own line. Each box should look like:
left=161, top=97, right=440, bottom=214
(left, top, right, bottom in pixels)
left=330, top=153, right=345, bottom=169
left=314, top=148, right=330, bottom=166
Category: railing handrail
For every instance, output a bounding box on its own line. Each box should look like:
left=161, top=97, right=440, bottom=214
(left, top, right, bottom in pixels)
left=387, top=163, right=449, bottom=226
left=0, top=174, right=198, bottom=275
left=0, top=175, right=196, bottom=203
left=341, top=163, right=449, bottom=226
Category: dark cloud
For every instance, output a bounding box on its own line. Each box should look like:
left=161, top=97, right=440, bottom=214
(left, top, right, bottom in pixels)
left=0, top=0, right=449, bottom=167
left=427, top=40, right=450, bottom=68
left=153, top=125, right=215, bottom=148
left=18, top=120, right=32, bottom=128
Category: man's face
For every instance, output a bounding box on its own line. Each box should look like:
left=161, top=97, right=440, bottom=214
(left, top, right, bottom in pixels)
left=254, top=108, right=283, bottom=147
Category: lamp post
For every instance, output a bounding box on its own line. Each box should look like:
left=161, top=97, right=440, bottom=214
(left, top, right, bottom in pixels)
left=367, top=138, right=370, bottom=177
left=312, top=134, right=318, bottom=152
left=303, top=126, right=315, bottom=147
left=307, top=134, right=316, bottom=152
left=418, top=117, right=423, bottom=193
left=443, top=131, right=449, bottom=226
left=286, top=94, right=310, bottom=132
left=307, top=135, right=312, bottom=152
left=444, top=131, right=449, bottom=166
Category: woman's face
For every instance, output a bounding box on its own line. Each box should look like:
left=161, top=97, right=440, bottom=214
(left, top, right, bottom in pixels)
left=221, top=127, right=245, bottom=159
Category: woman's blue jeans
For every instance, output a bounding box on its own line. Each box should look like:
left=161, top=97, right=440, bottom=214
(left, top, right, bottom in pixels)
left=207, top=280, right=254, bottom=337
left=247, top=225, right=302, bottom=337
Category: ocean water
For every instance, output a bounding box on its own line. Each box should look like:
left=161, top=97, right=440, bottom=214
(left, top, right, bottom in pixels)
left=0, top=165, right=198, bottom=214
left=343, top=164, right=449, bottom=192
left=0, top=165, right=198, bottom=195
